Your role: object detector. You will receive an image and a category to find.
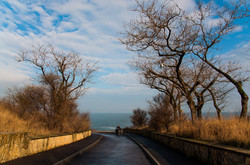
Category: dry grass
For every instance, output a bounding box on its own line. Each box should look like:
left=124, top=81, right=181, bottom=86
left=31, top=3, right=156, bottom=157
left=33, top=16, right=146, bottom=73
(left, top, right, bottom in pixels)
left=130, top=125, right=149, bottom=130
left=0, top=105, right=51, bottom=136
left=168, top=117, right=250, bottom=148
left=0, top=104, right=90, bottom=137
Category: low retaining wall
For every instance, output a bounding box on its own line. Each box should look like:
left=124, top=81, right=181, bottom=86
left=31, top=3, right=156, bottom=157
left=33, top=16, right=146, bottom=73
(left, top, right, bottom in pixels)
left=0, top=130, right=91, bottom=163
left=124, top=128, right=250, bottom=165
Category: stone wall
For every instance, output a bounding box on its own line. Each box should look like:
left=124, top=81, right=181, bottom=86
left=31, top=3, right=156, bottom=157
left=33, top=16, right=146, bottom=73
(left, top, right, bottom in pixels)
left=0, top=130, right=91, bottom=163
left=124, top=128, right=250, bottom=165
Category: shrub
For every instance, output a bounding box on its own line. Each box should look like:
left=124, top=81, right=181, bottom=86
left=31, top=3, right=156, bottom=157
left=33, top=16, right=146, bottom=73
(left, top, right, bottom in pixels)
left=148, top=106, right=174, bottom=132
left=0, top=103, right=51, bottom=135
left=1, top=85, right=90, bottom=133
left=147, top=94, right=174, bottom=132
left=130, top=108, right=148, bottom=127
left=63, top=112, right=90, bottom=133
left=0, top=93, right=90, bottom=134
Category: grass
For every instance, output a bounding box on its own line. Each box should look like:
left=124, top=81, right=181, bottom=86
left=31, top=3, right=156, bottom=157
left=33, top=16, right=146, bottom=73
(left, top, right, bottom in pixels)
left=0, top=104, right=90, bottom=138
left=0, top=105, right=51, bottom=136
left=167, top=117, right=250, bottom=149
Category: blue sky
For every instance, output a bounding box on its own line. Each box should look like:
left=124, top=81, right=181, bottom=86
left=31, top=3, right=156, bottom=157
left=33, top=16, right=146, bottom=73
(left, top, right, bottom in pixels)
left=0, top=0, right=249, bottom=113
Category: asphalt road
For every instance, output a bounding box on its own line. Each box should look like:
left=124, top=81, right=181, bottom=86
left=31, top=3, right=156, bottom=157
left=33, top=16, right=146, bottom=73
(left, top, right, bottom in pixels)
left=126, top=133, right=205, bottom=165
left=66, top=133, right=151, bottom=165
left=67, top=132, right=204, bottom=165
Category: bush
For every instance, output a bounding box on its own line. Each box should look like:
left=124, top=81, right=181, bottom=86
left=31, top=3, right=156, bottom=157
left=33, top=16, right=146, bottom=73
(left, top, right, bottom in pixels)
left=63, top=112, right=90, bottom=133
left=0, top=103, right=51, bottom=135
left=0, top=100, right=90, bottom=135
left=1, top=85, right=90, bottom=133
left=130, top=108, right=148, bottom=127
left=148, top=107, right=173, bottom=132
left=147, top=94, right=174, bottom=132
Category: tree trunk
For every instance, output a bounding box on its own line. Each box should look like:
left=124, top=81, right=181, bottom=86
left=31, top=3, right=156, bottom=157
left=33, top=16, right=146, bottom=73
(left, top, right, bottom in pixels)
left=173, top=108, right=178, bottom=121
left=239, top=87, right=249, bottom=119
left=217, top=110, right=221, bottom=120
left=187, top=98, right=197, bottom=123
left=196, top=108, right=202, bottom=120
left=169, top=97, right=178, bottom=121
left=177, top=99, right=182, bottom=118
left=208, top=88, right=222, bottom=120
left=191, top=109, right=197, bottom=123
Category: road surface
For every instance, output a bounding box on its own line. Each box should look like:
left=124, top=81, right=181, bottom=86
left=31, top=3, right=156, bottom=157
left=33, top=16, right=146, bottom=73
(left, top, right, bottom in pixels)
left=67, top=132, right=204, bottom=165
left=66, top=133, right=151, bottom=165
left=126, top=133, right=204, bottom=165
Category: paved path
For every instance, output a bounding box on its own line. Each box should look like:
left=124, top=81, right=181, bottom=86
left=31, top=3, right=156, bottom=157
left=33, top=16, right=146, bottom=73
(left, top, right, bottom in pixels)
left=66, top=133, right=151, bottom=165
left=67, top=133, right=205, bottom=165
left=126, top=133, right=205, bottom=165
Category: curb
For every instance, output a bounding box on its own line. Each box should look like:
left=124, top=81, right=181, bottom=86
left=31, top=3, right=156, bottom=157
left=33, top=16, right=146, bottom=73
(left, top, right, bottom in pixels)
left=125, top=133, right=161, bottom=165
left=53, top=135, right=103, bottom=165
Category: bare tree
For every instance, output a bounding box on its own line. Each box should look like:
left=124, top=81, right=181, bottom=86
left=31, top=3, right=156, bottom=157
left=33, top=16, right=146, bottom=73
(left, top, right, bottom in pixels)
left=188, top=1, right=249, bottom=119
left=132, top=54, right=228, bottom=121
left=17, top=44, right=98, bottom=130
left=121, top=0, right=249, bottom=119
left=131, top=56, right=184, bottom=121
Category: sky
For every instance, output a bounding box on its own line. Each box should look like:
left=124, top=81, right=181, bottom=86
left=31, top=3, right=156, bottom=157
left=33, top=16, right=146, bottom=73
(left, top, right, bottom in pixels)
left=0, top=0, right=249, bottom=114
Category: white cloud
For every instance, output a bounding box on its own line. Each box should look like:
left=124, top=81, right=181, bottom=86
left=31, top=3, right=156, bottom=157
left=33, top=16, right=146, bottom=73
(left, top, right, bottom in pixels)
left=0, top=61, right=31, bottom=97
left=57, top=21, right=75, bottom=32
left=221, top=41, right=250, bottom=64
left=101, top=72, right=139, bottom=86
left=234, top=25, right=243, bottom=32
left=0, top=67, right=29, bottom=83
left=173, top=0, right=196, bottom=11
left=206, top=18, right=221, bottom=28
left=92, top=72, right=158, bottom=96
left=1, top=0, right=247, bottom=113
left=88, top=85, right=156, bottom=96
left=7, top=0, right=26, bottom=11
left=0, top=0, right=139, bottom=98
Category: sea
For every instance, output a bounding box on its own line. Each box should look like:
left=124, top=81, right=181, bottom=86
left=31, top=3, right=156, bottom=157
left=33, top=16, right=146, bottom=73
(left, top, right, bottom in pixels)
left=89, top=112, right=247, bottom=131
left=90, top=113, right=132, bottom=131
